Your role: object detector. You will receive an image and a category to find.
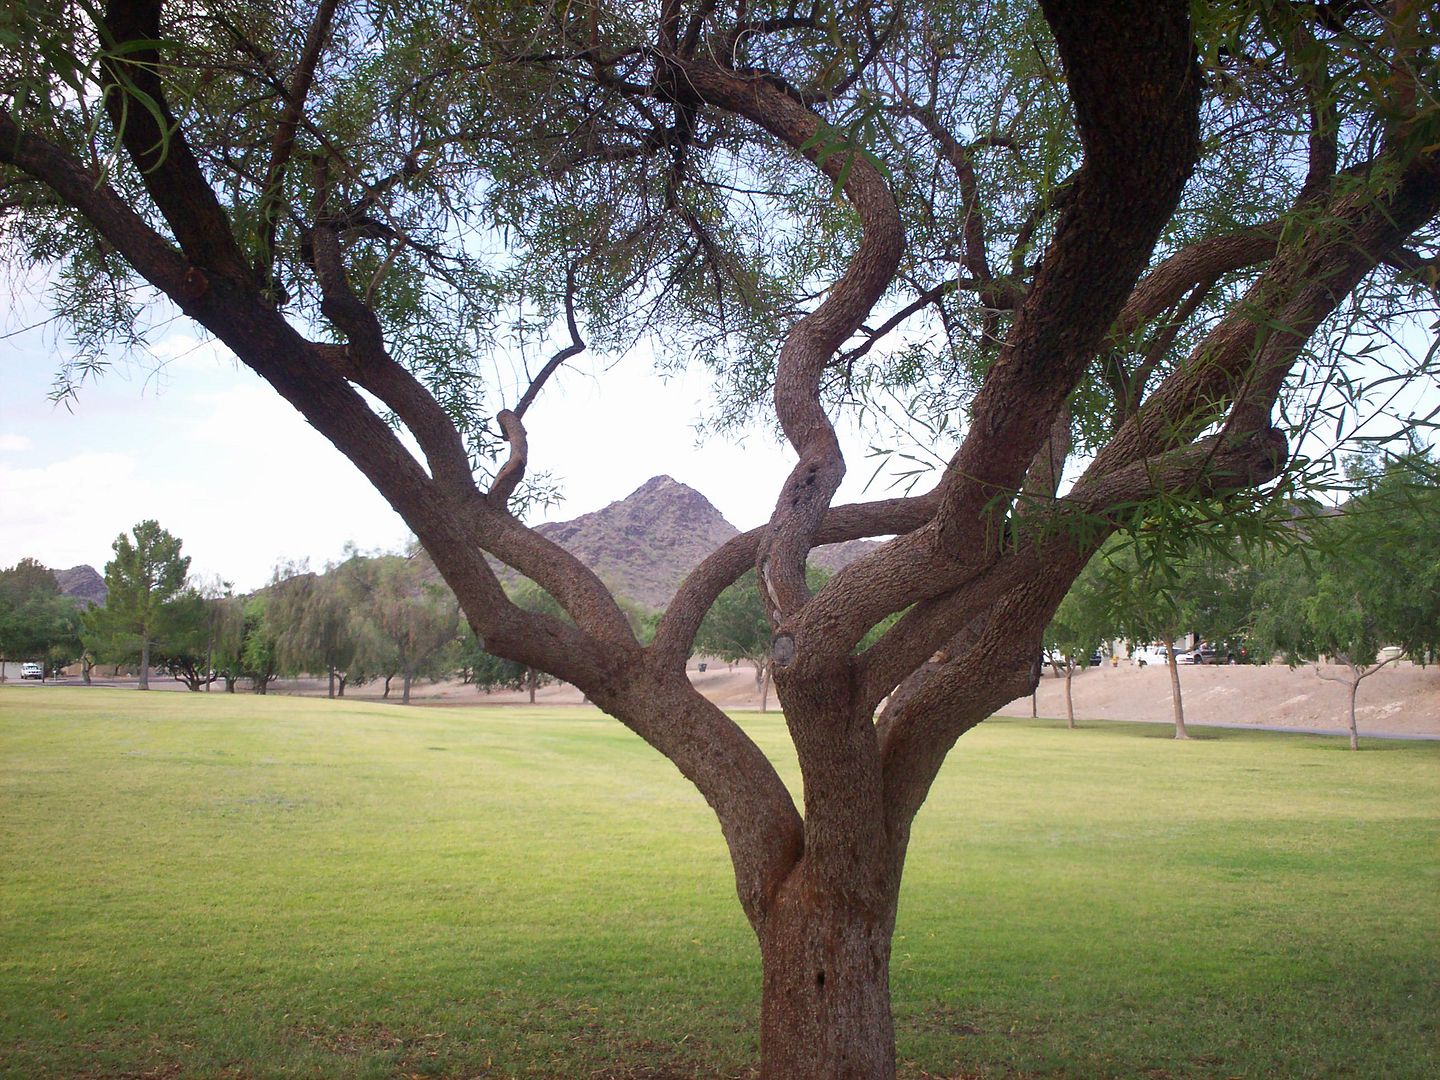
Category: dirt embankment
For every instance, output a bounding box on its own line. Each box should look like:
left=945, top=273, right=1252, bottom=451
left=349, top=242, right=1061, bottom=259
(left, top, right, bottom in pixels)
left=265, top=658, right=1437, bottom=737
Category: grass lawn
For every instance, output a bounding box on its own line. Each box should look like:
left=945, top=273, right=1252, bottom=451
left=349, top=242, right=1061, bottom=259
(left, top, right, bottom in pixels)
left=1, top=687, right=1436, bottom=1078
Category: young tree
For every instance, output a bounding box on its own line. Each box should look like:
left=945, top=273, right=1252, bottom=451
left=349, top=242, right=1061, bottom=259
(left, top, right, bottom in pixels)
left=83, top=521, right=191, bottom=690
left=4, top=3, right=1437, bottom=1074
left=1043, top=567, right=1111, bottom=729
left=1253, top=453, right=1440, bottom=748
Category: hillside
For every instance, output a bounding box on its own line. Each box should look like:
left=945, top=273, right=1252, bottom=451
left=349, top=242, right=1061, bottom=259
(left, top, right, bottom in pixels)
left=53, top=564, right=107, bottom=607
left=499, top=475, right=878, bottom=610
left=533, top=475, right=740, bottom=609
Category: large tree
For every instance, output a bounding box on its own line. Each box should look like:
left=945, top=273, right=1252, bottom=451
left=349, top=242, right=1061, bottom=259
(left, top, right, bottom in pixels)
left=82, top=520, right=192, bottom=690
left=3, top=2, right=1437, bottom=1074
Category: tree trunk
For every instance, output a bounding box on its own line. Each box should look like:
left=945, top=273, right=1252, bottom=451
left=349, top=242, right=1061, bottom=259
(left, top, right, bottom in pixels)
left=1347, top=667, right=1361, bottom=751
left=402, top=671, right=413, bottom=705
left=759, top=662, right=771, bottom=713
left=383, top=675, right=392, bottom=698
left=1163, top=634, right=1188, bottom=739
left=139, top=638, right=151, bottom=690
left=758, top=880, right=898, bottom=1080
left=1064, top=664, right=1076, bottom=729
left=337, top=673, right=348, bottom=697
left=527, top=667, right=537, bottom=704
left=327, top=667, right=336, bottom=698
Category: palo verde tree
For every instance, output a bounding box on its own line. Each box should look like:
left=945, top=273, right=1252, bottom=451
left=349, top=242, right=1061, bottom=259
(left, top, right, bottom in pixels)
left=3, top=2, right=1438, bottom=1075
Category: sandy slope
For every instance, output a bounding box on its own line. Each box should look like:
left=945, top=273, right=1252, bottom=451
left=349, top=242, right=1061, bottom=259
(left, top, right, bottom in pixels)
left=290, top=657, right=1437, bottom=737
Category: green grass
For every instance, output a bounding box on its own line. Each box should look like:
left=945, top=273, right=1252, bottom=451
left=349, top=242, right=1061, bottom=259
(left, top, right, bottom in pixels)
left=1, top=688, right=1435, bottom=1078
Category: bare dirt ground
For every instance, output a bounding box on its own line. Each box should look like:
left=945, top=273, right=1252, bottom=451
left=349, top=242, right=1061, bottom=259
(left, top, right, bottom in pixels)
left=257, top=657, right=1438, bottom=738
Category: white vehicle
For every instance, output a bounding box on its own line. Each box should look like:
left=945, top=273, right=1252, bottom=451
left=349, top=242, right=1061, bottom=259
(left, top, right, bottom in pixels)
left=20, top=662, right=44, bottom=680
left=1131, top=645, right=1175, bottom=667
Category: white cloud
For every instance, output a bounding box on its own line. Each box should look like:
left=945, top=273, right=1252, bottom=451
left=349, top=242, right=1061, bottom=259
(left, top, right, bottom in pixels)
left=0, top=433, right=34, bottom=454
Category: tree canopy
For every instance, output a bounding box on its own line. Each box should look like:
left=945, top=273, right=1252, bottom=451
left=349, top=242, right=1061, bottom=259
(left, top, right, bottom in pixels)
left=4, top=2, right=1437, bottom=1075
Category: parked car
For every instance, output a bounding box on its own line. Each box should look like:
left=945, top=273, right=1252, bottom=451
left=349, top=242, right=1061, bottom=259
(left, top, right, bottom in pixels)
left=1132, top=645, right=1176, bottom=666
left=20, top=662, right=44, bottom=680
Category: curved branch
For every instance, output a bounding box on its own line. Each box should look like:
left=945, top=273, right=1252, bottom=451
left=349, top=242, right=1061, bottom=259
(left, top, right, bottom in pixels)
left=257, top=0, right=341, bottom=275
left=657, top=56, right=904, bottom=622
left=488, top=409, right=528, bottom=506
left=651, top=490, right=941, bottom=669
left=513, top=265, right=586, bottom=419
left=308, top=222, right=476, bottom=491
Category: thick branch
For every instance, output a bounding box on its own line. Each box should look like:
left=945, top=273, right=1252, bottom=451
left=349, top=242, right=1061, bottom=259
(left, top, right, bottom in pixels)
left=929, top=0, right=1201, bottom=559
left=308, top=222, right=475, bottom=491
left=98, top=0, right=252, bottom=282
left=655, top=57, right=904, bottom=621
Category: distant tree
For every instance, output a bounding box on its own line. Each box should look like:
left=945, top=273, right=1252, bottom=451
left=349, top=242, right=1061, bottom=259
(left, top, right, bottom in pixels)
left=350, top=557, right=461, bottom=705
left=1043, top=566, right=1110, bottom=729
left=1085, top=537, right=1195, bottom=739
left=239, top=596, right=281, bottom=694
left=82, top=521, right=191, bottom=690
left=0, top=559, right=83, bottom=679
left=698, top=567, right=829, bottom=712
left=1253, top=452, right=1440, bottom=748
left=457, top=627, right=529, bottom=693
left=151, top=589, right=221, bottom=691
left=267, top=561, right=358, bottom=697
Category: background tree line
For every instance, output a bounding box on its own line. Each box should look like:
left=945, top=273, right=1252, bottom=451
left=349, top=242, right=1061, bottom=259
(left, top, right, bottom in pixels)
left=1041, top=447, right=1439, bottom=745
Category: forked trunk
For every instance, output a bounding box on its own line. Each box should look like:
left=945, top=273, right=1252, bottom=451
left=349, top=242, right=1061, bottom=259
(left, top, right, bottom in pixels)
left=759, top=878, right=898, bottom=1080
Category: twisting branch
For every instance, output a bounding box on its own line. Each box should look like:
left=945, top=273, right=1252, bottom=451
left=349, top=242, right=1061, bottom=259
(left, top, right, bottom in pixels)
left=257, top=0, right=341, bottom=278
left=308, top=216, right=474, bottom=492
left=514, top=265, right=587, bottom=419
left=650, top=55, right=904, bottom=624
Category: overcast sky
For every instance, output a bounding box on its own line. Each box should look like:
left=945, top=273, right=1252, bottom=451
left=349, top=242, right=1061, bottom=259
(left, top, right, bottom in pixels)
left=1, top=312, right=896, bottom=593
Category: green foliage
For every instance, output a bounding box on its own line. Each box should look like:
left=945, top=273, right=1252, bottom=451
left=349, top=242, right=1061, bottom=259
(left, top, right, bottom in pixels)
left=239, top=595, right=281, bottom=693
left=1253, top=449, right=1440, bottom=667
left=81, top=521, right=193, bottom=683
left=0, top=558, right=83, bottom=672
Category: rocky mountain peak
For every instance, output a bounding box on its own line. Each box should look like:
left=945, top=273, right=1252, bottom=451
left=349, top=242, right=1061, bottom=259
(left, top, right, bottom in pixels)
left=53, top=564, right=107, bottom=607
left=536, top=476, right=738, bottom=608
